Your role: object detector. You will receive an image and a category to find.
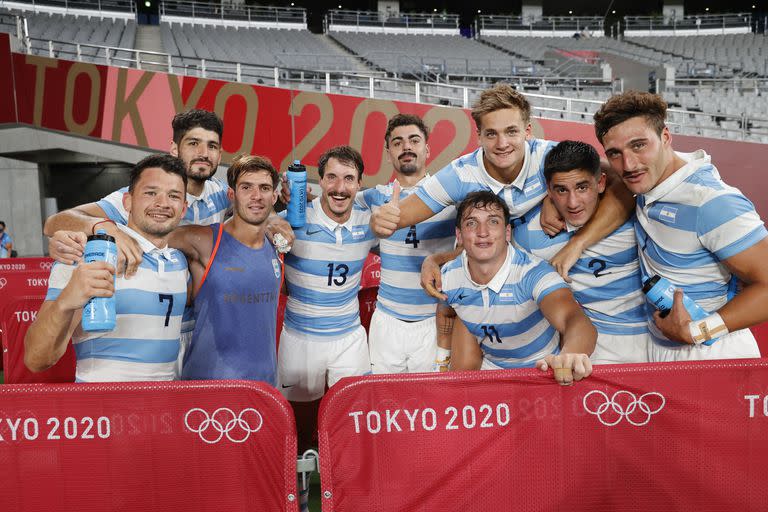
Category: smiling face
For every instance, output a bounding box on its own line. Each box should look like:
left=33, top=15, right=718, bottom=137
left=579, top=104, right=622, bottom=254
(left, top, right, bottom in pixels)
left=319, top=157, right=361, bottom=223
left=456, top=203, right=511, bottom=267
left=228, top=170, right=278, bottom=226
left=547, top=169, right=606, bottom=228
left=477, top=108, right=532, bottom=182
left=124, top=167, right=187, bottom=238
left=386, top=124, right=430, bottom=178
left=601, top=116, right=674, bottom=195
left=171, top=126, right=222, bottom=183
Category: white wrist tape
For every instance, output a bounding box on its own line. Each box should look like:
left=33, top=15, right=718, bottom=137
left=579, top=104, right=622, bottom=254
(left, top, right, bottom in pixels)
left=688, top=313, right=729, bottom=345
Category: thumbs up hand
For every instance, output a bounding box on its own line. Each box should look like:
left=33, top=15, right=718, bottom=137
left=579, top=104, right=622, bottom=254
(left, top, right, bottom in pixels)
left=371, top=180, right=402, bottom=239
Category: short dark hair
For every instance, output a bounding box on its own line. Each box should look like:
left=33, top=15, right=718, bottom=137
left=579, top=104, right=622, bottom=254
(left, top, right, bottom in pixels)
left=227, top=154, right=279, bottom=190
left=543, top=140, right=601, bottom=183
left=456, top=191, right=510, bottom=228
left=129, top=154, right=188, bottom=193
left=0, top=221, right=5, bottom=229
left=593, top=91, right=667, bottom=143
left=318, top=146, right=364, bottom=180
left=384, top=114, right=430, bottom=147
left=171, top=109, right=224, bottom=145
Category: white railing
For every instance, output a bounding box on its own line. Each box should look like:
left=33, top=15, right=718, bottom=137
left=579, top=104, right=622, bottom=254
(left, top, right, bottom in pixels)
left=326, top=9, right=460, bottom=35
left=623, top=12, right=752, bottom=36
left=159, top=1, right=306, bottom=28
left=13, top=34, right=768, bottom=145
left=478, top=15, right=604, bottom=37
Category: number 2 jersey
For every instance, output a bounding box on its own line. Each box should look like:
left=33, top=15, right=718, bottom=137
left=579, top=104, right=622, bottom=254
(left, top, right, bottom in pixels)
left=281, top=198, right=378, bottom=338
left=45, top=225, right=188, bottom=382
left=355, top=179, right=456, bottom=321
left=441, top=243, right=568, bottom=368
left=512, top=203, right=648, bottom=338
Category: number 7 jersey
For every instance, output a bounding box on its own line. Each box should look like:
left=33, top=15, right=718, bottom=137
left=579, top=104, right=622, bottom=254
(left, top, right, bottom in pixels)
left=282, top=198, right=378, bottom=338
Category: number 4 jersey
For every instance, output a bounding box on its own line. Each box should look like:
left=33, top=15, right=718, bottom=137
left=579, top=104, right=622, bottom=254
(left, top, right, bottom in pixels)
left=281, top=198, right=378, bottom=338
left=356, top=179, right=457, bottom=321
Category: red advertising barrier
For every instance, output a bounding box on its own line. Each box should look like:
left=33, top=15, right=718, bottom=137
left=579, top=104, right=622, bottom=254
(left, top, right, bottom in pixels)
left=0, top=380, right=298, bottom=511
left=318, top=360, right=768, bottom=511
left=1, top=296, right=76, bottom=383
left=0, top=258, right=54, bottom=372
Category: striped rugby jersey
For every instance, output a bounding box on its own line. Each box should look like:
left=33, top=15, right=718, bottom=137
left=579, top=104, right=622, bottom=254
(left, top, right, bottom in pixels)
left=282, top=198, right=378, bottom=338
left=512, top=203, right=648, bottom=337
left=441, top=243, right=569, bottom=368
left=415, top=139, right=558, bottom=221
left=97, top=177, right=228, bottom=336
left=45, top=225, right=189, bottom=382
left=355, top=178, right=456, bottom=321
left=635, top=150, right=768, bottom=345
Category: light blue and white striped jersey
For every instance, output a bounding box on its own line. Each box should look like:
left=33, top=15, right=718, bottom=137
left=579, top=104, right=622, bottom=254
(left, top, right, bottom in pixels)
left=635, top=150, right=768, bottom=346
left=97, top=177, right=230, bottom=227
left=282, top=198, right=378, bottom=338
left=441, top=243, right=569, bottom=368
left=355, top=178, right=456, bottom=321
left=45, top=225, right=189, bottom=382
left=97, top=177, right=227, bottom=335
left=512, top=203, right=648, bottom=337
left=415, top=140, right=557, bottom=221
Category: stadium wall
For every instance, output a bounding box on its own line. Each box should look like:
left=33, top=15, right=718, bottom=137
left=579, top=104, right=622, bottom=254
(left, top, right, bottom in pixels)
left=1, top=32, right=767, bottom=255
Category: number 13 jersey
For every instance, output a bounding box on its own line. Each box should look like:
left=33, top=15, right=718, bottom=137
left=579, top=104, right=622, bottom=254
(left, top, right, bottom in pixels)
left=282, top=198, right=378, bottom=338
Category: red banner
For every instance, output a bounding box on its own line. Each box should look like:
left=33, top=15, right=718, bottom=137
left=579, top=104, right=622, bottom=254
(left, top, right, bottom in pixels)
left=0, top=381, right=298, bottom=511
left=3, top=42, right=767, bottom=217
left=318, top=361, right=768, bottom=511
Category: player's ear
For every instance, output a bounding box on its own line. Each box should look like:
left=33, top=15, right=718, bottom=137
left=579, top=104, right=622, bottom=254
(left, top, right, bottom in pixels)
left=122, top=191, right=132, bottom=214
left=227, top=188, right=235, bottom=203
left=455, top=227, right=463, bottom=246
left=505, top=223, right=511, bottom=242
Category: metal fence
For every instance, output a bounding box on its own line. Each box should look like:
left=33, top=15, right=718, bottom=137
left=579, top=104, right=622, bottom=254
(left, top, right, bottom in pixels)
left=159, top=1, right=305, bottom=25
left=326, top=9, right=459, bottom=32
left=623, top=12, right=752, bottom=34
left=478, top=15, right=604, bottom=35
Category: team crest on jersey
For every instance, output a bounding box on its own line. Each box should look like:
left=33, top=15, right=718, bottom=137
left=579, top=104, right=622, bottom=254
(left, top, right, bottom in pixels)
left=271, top=259, right=281, bottom=278
left=352, top=230, right=366, bottom=239
left=524, top=179, right=542, bottom=196
left=658, top=206, right=678, bottom=224
left=498, top=291, right=516, bottom=302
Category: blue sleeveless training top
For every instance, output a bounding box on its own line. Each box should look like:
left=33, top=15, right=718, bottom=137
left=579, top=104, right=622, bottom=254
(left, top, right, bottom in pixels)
left=182, top=224, right=281, bottom=384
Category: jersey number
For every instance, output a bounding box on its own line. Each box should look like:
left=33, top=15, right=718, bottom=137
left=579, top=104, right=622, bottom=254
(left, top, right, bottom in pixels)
left=405, top=225, right=420, bottom=248
left=588, top=258, right=610, bottom=278
left=326, top=263, right=349, bottom=286
left=158, top=294, right=173, bottom=327
left=480, top=325, right=502, bottom=344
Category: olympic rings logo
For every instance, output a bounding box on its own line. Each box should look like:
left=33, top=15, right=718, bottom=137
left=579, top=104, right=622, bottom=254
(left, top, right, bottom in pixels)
left=184, top=408, right=263, bottom=444
left=583, top=390, right=665, bottom=427
left=39, top=261, right=53, bottom=270
left=0, top=278, right=6, bottom=289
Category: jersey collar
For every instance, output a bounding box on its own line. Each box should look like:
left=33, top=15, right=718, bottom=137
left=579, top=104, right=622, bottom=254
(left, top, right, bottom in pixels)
left=461, top=242, right=513, bottom=294
left=311, top=197, right=355, bottom=233
left=642, top=149, right=711, bottom=204
left=116, top=224, right=176, bottom=261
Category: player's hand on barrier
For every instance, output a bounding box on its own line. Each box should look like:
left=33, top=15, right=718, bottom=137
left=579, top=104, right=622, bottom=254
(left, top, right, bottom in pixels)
left=549, top=237, right=586, bottom=283
left=57, top=261, right=116, bottom=311
left=653, top=289, right=694, bottom=344
left=371, top=180, right=401, bottom=239
left=536, top=353, right=592, bottom=385
left=539, top=196, right=565, bottom=237
left=421, top=254, right=446, bottom=300
left=266, top=214, right=295, bottom=254
left=48, top=230, right=87, bottom=265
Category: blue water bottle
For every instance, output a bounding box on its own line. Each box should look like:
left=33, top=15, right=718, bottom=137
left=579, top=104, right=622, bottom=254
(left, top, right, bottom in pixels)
left=82, top=230, right=118, bottom=332
left=642, top=275, right=717, bottom=345
left=286, top=160, right=307, bottom=228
